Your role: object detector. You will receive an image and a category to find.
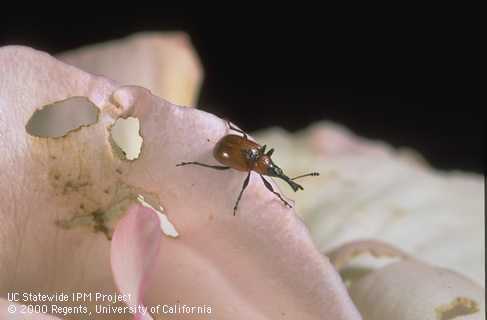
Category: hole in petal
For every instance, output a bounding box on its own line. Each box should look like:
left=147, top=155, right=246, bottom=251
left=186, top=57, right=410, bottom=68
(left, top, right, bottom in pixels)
left=110, top=117, right=143, bottom=160
left=326, top=239, right=410, bottom=271
left=137, top=195, right=179, bottom=238
left=436, top=297, right=479, bottom=320
left=326, top=239, right=411, bottom=287
left=26, top=96, right=99, bottom=138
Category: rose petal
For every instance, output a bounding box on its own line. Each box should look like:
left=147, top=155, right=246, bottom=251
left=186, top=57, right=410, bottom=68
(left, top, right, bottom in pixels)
left=58, top=32, right=203, bottom=107
left=1, top=46, right=120, bottom=315
left=0, top=46, right=360, bottom=319
left=112, top=85, right=361, bottom=319
left=350, top=261, right=485, bottom=320
left=111, top=204, right=162, bottom=320
left=325, top=239, right=485, bottom=319
left=254, top=122, right=485, bottom=285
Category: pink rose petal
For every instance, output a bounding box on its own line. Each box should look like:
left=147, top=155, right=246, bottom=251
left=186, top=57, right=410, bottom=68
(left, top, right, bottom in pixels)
left=111, top=204, right=163, bottom=320
left=58, top=32, right=203, bottom=107
left=111, top=86, right=361, bottom=319
left=0, top=46, right=361, bottom=319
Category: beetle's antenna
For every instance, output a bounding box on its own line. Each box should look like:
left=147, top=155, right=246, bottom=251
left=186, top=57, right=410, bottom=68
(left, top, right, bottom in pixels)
left=291, top=172, right=320, bottom=180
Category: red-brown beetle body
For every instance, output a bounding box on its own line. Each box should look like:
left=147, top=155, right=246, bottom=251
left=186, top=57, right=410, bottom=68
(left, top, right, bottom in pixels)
left=177, top=121, right=319, bottom=215
left=214, top=134, right=273, bottom=175
left=213, top=134, right=258, bottom=171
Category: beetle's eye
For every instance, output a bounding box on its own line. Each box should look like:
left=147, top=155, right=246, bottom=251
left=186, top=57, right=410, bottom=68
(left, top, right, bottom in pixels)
left=245, top=149, right=260, bottom=161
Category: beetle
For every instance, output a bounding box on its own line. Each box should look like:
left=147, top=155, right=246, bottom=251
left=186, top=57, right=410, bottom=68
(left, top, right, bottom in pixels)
left=177, top=120, right=319, bottom=215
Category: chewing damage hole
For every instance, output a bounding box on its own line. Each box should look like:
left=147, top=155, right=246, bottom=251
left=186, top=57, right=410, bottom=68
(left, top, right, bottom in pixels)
left=436, top=297, right=479, bottom=320
left=137, top=195, right=179, bottom=238
left=110, top=117, right=143, bottom=160
left=26, top=97, right=99, bottom=138
left=327, top=240, right=409, bottom=271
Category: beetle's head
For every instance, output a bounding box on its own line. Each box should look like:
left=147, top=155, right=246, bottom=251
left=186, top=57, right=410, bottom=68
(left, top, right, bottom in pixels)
left=257, top=145, right=319, bottom=192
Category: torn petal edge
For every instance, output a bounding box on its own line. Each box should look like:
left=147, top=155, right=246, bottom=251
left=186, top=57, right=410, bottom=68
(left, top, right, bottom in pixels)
left=137, top=194, right=179, bottom=238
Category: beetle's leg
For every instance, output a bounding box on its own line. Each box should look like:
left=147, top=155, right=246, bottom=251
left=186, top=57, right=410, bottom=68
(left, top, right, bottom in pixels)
left=260, top=175, right=292, bottom=208
left=234, top=171, right=251, bottom=216
left=176, top=162, right=230, bottom=170
left=225, top=119, right=248, bottom=140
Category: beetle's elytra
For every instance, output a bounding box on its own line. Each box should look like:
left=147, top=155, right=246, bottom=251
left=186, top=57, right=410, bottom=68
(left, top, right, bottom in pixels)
left=177, top=120, right=319, bottom=215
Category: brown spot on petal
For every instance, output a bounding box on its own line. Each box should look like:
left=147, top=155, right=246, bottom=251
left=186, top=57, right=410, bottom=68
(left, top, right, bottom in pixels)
left=92, top=209, right=112, bottom=240
left=326, top=239, right=411, bottom=271
left=436, top=297, right=479, bottom=320
left=63, top=180, right=91, bottom=194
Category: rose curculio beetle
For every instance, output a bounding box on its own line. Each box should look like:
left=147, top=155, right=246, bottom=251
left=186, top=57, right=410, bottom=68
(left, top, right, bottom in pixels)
left=177, top=120, right=319, bottom=215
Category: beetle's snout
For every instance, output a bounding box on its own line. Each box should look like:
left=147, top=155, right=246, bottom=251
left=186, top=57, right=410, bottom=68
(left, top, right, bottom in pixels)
left=270, top=165, right=283, bottom=177
left=268, top=164, right=304, bottom=192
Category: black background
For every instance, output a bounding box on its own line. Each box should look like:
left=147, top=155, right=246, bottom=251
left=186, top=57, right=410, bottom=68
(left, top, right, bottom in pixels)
left=1, top=9, right=483, bottom=173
